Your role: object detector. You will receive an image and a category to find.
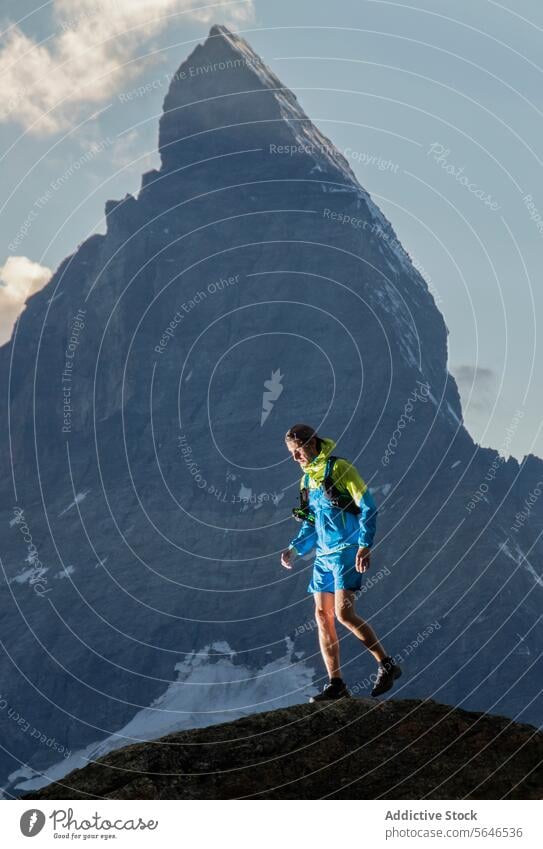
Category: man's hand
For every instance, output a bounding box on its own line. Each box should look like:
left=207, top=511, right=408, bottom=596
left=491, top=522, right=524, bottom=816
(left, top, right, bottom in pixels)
left=355, top=546, right=371, bottom=572
left=281, top=548, right=296, bottom=570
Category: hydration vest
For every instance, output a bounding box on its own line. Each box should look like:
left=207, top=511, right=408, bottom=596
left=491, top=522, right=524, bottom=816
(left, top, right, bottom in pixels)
left=292, top=455, right=361, bottom=522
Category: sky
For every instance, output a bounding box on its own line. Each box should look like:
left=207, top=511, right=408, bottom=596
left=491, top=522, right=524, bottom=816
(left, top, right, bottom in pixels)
left=0, top=0, right=542, bottom=461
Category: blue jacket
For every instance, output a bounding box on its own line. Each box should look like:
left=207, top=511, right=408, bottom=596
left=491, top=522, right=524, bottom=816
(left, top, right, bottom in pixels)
left=288, top=437, right=378, bottom=557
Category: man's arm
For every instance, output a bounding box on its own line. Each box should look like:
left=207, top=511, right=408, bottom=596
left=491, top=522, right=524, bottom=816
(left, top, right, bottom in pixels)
left=281, top=517, right=317, bottom=569
left=281, top=478, right=318, bottom=569
left=287, top=518, right=317, bottom=557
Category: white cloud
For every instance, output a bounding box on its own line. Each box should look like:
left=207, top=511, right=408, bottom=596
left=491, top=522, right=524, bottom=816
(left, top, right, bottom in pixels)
left=0, top=256, right=52, bottom=345
left=451, top=364, right=497, bottom=413
left=0, top=0, right=255, bottom=135
left=111, top=129, right=159, bottom=175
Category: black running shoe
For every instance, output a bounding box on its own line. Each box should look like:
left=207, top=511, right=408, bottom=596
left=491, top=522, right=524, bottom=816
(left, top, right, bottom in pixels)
left=371, top=657, right=402, bottom=697
left=309, top=680, right=351, bottom=703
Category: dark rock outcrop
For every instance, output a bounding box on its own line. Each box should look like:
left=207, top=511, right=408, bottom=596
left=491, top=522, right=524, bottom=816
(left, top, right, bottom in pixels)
left=23, top=699, right=543, bottom=799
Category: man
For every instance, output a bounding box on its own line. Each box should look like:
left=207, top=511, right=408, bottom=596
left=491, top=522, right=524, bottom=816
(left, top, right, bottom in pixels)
left=281, top=423, right=401, bottom=702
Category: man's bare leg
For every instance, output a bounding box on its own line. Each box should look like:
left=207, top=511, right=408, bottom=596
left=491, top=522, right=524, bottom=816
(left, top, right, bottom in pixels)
left=314, top=591, right=341, bottom=678
left=334, top=589, right=388, bottom=663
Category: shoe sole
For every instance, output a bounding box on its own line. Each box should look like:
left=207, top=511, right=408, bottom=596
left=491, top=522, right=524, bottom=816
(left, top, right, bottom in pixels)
left=371, top=666, right=402, bottom=698
left=309, top=691, right=351, bottom=703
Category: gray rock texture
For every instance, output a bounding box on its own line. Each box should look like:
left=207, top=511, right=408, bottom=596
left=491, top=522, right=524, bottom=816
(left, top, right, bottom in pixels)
left=23, top=698, right=543, bottom=799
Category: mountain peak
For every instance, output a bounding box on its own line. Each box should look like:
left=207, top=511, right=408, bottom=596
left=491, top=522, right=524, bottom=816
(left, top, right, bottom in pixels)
left=158, top=24, right=356, bottom=183
left=207, top=23, right=253, bottom=48
left=208, top=23, right=231, bottom=37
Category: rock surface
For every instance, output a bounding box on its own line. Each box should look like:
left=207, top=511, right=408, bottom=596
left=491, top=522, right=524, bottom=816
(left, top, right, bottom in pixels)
left=23, top=698, right=543, bottom=799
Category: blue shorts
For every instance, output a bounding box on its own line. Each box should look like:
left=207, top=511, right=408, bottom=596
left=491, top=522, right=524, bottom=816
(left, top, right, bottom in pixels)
left=307, top=545, right=363, bottom=594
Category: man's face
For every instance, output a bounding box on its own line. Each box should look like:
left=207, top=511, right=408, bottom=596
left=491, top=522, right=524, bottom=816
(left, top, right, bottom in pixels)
left=286, top=437, right=319, bottom=467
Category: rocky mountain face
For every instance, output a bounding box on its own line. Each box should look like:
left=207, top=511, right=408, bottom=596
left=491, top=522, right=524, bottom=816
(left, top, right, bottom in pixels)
left=1, top=25, right=543, bottom=797
left=22, top=698, right=543, bottom=799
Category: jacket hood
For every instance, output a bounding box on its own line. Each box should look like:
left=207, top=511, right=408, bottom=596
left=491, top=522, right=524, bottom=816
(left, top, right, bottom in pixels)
left=301, top=437, right=336, bottom=483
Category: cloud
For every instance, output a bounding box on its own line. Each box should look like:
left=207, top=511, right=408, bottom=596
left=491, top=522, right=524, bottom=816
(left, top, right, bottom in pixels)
left=450, top=364, right=497, bottom=413
left=0, top=256, right=52, bottom=345
left=111, top=128, right=159, bottom=175
left=0, top=0, right=255, bottom=135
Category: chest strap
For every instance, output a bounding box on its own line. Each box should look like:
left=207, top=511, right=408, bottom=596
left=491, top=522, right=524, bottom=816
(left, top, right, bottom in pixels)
left=323, top=456, right=361, bottom=515
left=292, top=457, right=361, bottom=521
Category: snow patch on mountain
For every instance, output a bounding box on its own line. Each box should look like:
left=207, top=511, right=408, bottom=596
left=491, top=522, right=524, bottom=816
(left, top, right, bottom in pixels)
left=58, top=490, right=90, bottom=516
left=500, top=539, right=543, bottom=589
left=6, top=638, right=316, bottom=795
left=54, top=565, right=75, bottom=580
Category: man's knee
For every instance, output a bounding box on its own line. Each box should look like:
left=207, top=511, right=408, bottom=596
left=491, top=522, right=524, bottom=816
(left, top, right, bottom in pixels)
left=315, top=604, right=335, bottom=629
left=335, top=596, right=356, bottom=625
